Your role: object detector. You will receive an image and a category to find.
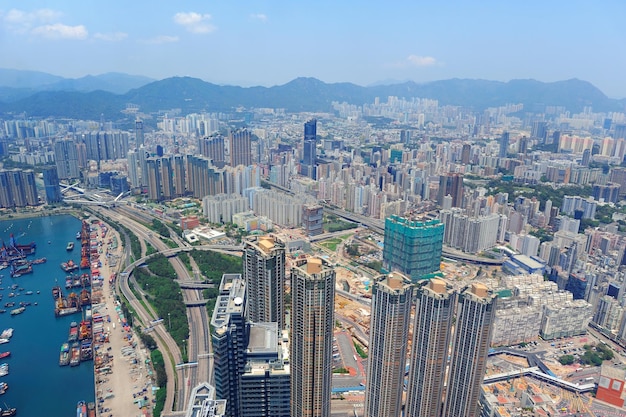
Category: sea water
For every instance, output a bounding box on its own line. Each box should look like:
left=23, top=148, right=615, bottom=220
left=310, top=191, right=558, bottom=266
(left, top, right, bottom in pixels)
left=0, top=214, right=95, bottom=416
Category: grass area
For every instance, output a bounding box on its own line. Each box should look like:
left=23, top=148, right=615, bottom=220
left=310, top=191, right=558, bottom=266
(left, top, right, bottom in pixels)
left=318, top=234, right=352, bottom=251
left=333, top=367, right=350, bottom=374
left=354, top=341, right=368, bottom=359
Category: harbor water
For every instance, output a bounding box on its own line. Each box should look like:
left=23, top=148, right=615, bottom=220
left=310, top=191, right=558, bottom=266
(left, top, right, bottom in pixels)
left=0, top=214, right=95, bottom=416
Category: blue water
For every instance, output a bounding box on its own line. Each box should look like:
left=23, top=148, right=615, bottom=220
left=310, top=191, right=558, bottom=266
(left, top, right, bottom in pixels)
left=0, top=214, right=94, bottom=416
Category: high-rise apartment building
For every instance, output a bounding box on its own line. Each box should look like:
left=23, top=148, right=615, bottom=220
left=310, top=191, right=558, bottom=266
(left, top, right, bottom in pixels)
left=54, top=139, right=80, bottom=180
left=199, top=135, right=227, bottom=167
left=382, top=215, right=444, bottom=283
left=243, top=235, right=286, bottom=329
left=135, top=119, right=144, bottom=148
left=365, top=273, right=413, bottom=417
left=437, top=173, right=464, bottom=208
left=302, top=119, right=317, bottom=179
left=302, top=204, right=324, bottom=236
left=291, top=257, right=335, bottom=417
left=145, top=158, right=161, bottom=201
left=0, top=169, right=39, bottom=208
left=499, top=132, right=510, bottom=158
left=442, top=283, right=497, bottom=417
left=230, top=129, right=253, bottom=167
left=405, top=278, right=455, bottom=417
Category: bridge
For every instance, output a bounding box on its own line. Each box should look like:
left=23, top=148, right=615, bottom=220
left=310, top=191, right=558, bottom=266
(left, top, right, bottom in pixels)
left=184, top=299, right=210, bottom=307
left=176, top=281, right=216, bottom=289
left=483, top=367, right=596, bottom=394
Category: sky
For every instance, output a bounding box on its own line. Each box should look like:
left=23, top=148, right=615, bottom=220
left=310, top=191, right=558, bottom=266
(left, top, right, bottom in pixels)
left=1, top=1, right=625, bottom=97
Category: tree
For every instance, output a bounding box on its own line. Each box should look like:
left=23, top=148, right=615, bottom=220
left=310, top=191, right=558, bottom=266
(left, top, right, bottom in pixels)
left=559, top=355, right=575, bottom=365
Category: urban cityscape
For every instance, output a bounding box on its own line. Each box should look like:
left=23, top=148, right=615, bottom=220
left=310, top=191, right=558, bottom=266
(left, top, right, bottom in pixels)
left=2, top=2, right=626, bottom=417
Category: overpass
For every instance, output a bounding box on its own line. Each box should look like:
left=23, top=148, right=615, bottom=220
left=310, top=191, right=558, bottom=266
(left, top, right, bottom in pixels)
left=176, top=281, right=216, bottom=289
left=184, top=300, right=210, bottom=307
left=483, top=367, right=596, bottom=394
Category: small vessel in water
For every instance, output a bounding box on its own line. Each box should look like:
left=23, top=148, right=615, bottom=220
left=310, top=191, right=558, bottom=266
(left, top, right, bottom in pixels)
left=59, top=342, right=70, bottom=366
left=0, top=329, right=12, bottom=339
left=70, top=342, right=80, bottom=366
left=0, top=352, right=9, bottom=359
left=0, top=381, right=8, bottom=395
left=31, top=257, right=47, bottom=264
left=10, top=307, right=25, bottom=316
left=66, top=242, right=74, bottom=251
left=61, top=260, right=79, bottom=273
left=68, top=322, right=78, bottom=342
left=0, top=406, right=16, bottom=416
left=0, top=363, right=8, bottom=377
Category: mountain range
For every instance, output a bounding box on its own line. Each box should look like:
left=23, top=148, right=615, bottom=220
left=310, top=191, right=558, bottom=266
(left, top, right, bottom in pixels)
left=0, top=69, right=624, bottom=121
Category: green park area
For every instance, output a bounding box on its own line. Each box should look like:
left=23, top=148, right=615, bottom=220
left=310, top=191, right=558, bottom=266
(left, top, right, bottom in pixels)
left=318, top=234, right=352, bottom=251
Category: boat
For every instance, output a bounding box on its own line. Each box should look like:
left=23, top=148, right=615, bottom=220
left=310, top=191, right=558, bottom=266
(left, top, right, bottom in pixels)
left=56, top=307, right=79, bottom=317
left=70, top=342, right=80, bottom=366
left=66, top=242, right=74, bottom=251
left=0, top=363, right=8, bottom=377
left=69, top=322, right=78, bottom=342
left=10, top=259, right=32, bottom=277
left=10, top=307, right=25, bottom=316
left=18, top=301, right=30, bottom=307
left=24, top=290, right=33, bottom=295
left=0, top=352, right=9, bottom=359
left=2, top=303, right=13, bottom=308
left=76, top=232, right=81, bottom=240
left=0, top=406, right=16, bottom=416
left=0, top=381, right=7, bottom=395
left=60, top=260, right=78, bottom=273
left=77, top=400, right=87, bottom=417
left=87, top=402, right=95, bottom=417
left=79, top=289, right=91, bottom=306
left=59, top=342, right=70, bottom=366
left=0, top=329, right=12, bottom=340
left=31, top=257, right=47, bottom=264
left=0, top=340, right=7, bottom=346
left=80, top=340, right=92, bottom=361
left=52, top=285, right=62, bottom=299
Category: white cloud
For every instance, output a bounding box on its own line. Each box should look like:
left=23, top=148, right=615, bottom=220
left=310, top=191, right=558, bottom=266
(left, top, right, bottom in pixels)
left=388, top=54, right=440, bottom=69
left=173, top=12, right=216, bottom=34
left=94, top=32, right=128, bottom=41
left=2, top=8, right=63, bottom=33
left=142, top=35, right=179, bottom=44
left=31, top=23, right=88, bottom=40
left=250, top=13, right=267, bottom=22
left=406, top=54, right=437, bottom=67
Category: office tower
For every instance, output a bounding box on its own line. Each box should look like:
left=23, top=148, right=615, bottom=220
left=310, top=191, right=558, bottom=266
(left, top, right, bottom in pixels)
left=365, top=273, right=413, bottom=417
left=382, top=215, right=444, bottom=283
left=243, top=235, right=286, bottom=329
left=230, top=129, right=253, bottom=167
left=443, top=283, right=497, bottom=417
left=302, top=204, right=324, bottom=236
left=54, top=139, right=80, bottom=180
left=302, top=119, right=317, bottom=179
left=42, top=166, right=62, bottom=203
left=145, top=158, right=161, bottom=201
left=499, top=132, right=510, bottom=158
left=212, top=273, right=291, bottom=417
left=405, top=278, right=455, bottom=417
left=437, top=173, right=464, bottom=208
left=110, top=175, right=129, bottom=195
left=212, top=274, right=247, bottom=417
left=199, top=135, right=227, bottom=167
left=291, top=257, right=335, bottom=417
left=135, top=119, right=144, bottom=147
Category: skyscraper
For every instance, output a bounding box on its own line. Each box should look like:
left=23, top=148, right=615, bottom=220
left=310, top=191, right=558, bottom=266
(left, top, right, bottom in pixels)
left=365, top=273, right=413, bottom=417
left=437, top=173, right=464, bottom=208
left=135, top=119, right=144, bottom=147
left=302, top=119, right=317, bottom=179
left=499, top=131, right=510, bottom=158
left=42, top=166, right=62, bottom=203
left=405, top=278, right=455, bottom=417
left=442, top=283, right=497, bottom=417
left=54, top=139, right=80, bottom=180
left=291, top=257, right=335, bottom=417
left=243, top=235, right=286, bottom=329
left=211, top=273, right=291, bottom=417
left=382, top=215, right=444, bottom=283
left=230, top=129, right=253, bottom=167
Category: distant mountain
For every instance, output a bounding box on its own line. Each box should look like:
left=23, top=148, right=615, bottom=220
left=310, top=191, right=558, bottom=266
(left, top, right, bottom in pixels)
left=0, top=69, right=154, bottom=95
left=0, top=75, right=623, bottom=120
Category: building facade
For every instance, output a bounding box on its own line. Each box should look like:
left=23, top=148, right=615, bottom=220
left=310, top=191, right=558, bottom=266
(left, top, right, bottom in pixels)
left=290, top=257, right=335, bottom=417
left=365, top=273, right=413, bottom=417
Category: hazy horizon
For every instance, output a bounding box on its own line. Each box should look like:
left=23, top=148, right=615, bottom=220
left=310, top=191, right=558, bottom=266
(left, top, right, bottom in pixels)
left=1, top=1, right=625, bottom=98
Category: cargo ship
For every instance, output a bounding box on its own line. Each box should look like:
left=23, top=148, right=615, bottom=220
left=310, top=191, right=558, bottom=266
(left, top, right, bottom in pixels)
left=79, top=289, right=91, bottom=306
left=77, top=400, right=87, bottom=417
left=10, top=259, right=32, bottom=277
left=78, top=320, right=91, bottom=340
left=87, top=402, right=95, bottom=417
left=80, top=340, right=92, bottom=361
left=61, top=260, right=79, bottom=273
left=70, top=342, right=80, bottom=366
left=59, top=342, right=70, bottom=366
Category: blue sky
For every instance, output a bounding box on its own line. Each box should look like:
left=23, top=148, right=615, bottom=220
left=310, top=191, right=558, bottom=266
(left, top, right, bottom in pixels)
left=1, top=1, right=625, bottom=97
